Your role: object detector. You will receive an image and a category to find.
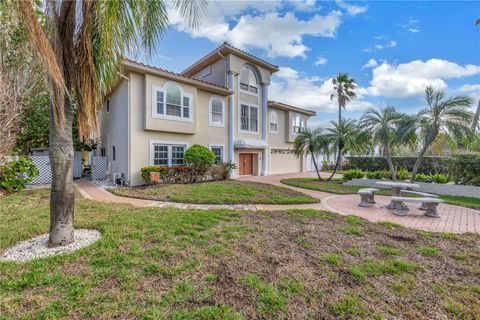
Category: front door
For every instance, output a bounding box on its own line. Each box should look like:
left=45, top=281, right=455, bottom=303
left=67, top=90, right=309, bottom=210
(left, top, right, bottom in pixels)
left=239, top=153, right=254, bottom=175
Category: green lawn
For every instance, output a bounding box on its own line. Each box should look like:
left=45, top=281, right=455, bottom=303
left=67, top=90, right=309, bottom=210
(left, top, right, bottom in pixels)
left=1, top=190, right=479, bottom=319
left=281, top=178, right=480, bottom=210
left=109, top=180, right=319, bottom=205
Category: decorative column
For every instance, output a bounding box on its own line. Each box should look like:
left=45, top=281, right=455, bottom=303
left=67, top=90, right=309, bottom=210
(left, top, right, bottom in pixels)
left=261, top=83, right=269, bottom=176
left=227, top=71, right=235, bottom=169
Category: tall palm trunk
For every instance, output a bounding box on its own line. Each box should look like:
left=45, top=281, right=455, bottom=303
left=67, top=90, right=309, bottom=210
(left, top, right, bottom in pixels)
left=410, top=141, right=429, bottom=183
left=327, top=148, right=342, bottom=181
left=472, top=100, right=480, bottom=132
left=384, top=140, right=396, bottom=181
left=311, top=153, right=323, bottom=181
left=48, top=97, right=75, bottom=247
left=338, top=106, right=343, bottom=171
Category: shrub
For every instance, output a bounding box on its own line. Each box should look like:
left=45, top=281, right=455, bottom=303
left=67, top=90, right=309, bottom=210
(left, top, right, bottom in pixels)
left=396, top=168, right=410, bottom=180
left=343, top=169, right=364, bottom=180
left=218, top=161, right=236, bottom=180
left=347, top=156, right=450, bottom=175
left=140, top=164, right=231, bottom=185
left=184, top=144, right=215, bottom=168
left=366, top=171, right=384, bottom=179
left=0, top=156, right=39, bottom=192
left=415, top=173, right=431, bottom=182
left=430, top=173, right=452, bottom=184
left=447, top=154, right=480, bottom=186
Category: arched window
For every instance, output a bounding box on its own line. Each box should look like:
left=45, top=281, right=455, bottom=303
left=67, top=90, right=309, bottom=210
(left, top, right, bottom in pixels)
left=153, top=82, right=192, bottom=120
left=209, top=96, right=224, bottom=127
left=240, top=66, right=258, bottom=94
left=269, top=110, right=278, bottom=132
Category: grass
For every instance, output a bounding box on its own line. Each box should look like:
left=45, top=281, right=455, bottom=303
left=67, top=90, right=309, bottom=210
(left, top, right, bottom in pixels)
left=281, top=178, right=480, bottom=209
left=110, top=180, right=319, bottom=205
left=417, top=246, right=441, bottom=256
left=1, top=189, right=479, bottom=319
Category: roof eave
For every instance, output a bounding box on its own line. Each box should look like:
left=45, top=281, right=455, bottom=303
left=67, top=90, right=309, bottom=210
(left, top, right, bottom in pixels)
left=268, top=101, right=316, bottom=117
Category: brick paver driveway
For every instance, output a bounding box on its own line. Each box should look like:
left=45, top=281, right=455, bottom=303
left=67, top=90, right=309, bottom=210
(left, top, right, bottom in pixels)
left=240, top=173, right=480, bottom=234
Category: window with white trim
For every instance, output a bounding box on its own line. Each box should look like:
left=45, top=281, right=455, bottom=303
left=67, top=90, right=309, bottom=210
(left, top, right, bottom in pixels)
left=153, top=84, right=192, bottom=121
left=210, top=145, right=224, bottom=163
left=269, top=110, right=278, bottom=132
left=292, top=114, right=306, bottom=134
left=152, top=144, right=186, bottom=166
left=240, top=67, right=258, bottom=94
left=209, top=96, right=224, bottom=127
left=240, top=104, right=258, bottom=132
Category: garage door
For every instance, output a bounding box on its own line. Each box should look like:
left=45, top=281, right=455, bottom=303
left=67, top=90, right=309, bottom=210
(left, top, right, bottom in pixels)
left=270, top=149, right=301, bottom=175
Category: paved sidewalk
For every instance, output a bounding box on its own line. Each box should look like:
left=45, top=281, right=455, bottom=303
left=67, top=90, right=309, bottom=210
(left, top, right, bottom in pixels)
left=76, top=174, right=480, bottom=234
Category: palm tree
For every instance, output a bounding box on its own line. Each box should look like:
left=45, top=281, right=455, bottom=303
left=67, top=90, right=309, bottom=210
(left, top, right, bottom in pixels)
left=16, top=0, right=206, bottom=247
left=325, top=118, right=362, bottom=180
left=359, top=107, right=403, bottom=181
left=293, top=128, right=329, bottom=181
left=330, top=73, right=357, bottom=170
left=410, top=86, right=473, bottom=182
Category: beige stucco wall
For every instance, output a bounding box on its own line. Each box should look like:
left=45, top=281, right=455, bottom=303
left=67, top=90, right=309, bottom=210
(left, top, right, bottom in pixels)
left=267, top=107, right=292, bottom=149
left=228, top=54, right=271, bottom=85
left=192, top=58, right=226, bottom=87
left=129, top=71, right=229, bottom=186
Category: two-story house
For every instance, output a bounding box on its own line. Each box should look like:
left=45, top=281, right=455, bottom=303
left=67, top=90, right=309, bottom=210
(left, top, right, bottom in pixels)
left=99, top=42, right=315, bottom=186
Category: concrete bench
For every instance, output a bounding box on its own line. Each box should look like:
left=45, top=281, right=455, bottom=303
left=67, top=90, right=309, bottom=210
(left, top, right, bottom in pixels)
left=358, top=188, right=380, bottom=207
left=391, top=196, right=444, bottom=218
left=400, top=190, right=439, bottom=210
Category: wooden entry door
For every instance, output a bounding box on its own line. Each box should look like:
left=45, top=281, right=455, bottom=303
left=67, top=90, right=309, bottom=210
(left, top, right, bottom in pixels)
left=239, top=153, right=253, bottom=175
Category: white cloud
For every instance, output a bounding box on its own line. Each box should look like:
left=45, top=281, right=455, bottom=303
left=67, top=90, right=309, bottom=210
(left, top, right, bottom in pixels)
left=399, top=17, right=421, bottom=33
left=362, top=59, right=480, bottom=98
left=335, top=0, right=368, bottom=16
left=374, top=44, right=383, bottom=50
left=459, top=84, right=480, bottom=92
left=314, top=56, right=328, bottom=66
left=168, top=2, right=342, bottom=58
left=387, top=40, right=397, bottom=48
left=362, top=58, right=378, bottom=69
left=269, top=66, right=373, bottom=113
left=409, top=28, right=420, bottom=33
left=365, top=40, right=397, bottom=52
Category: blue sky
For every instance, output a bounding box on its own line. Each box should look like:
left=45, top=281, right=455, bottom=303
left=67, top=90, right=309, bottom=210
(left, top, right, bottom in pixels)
left=138, top=0, right=480, bottom=128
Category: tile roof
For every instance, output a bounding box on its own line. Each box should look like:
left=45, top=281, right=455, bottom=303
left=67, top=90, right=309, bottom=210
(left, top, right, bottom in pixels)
left=123, top=57, right=231, bottom=91
left=181, top=42, right=279, bottom=76
left=268, top=100, right=316, bottom=116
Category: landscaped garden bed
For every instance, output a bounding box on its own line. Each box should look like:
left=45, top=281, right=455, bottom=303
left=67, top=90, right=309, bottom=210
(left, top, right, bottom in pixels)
left=110, top=180, right=319, bottom=205
left=281, top=178, right=480, bottom=210
left=1, top=190, right=479, bottom=319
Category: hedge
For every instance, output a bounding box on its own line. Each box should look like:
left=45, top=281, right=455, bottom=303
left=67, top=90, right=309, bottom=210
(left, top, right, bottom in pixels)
left=346, top=156, right=450, bottom=175
left=140, top=164, right=229, bottom=185
left=347, top=154, right=480, bottom=185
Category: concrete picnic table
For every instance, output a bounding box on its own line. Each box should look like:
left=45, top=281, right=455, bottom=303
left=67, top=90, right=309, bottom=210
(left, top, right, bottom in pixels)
left=375, top=181, right=420, bottom=209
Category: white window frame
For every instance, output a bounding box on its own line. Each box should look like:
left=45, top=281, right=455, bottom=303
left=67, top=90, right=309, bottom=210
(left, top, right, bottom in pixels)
left=209, top=144, right=225, bottom=163
left=269, top=110, right=278, bottom=133
left=151, top=82, right=193, bottom=123
left=292, top=113, right=306, bottom=134
left=200, top=66, right=211, bottom=78
left=238, top=102, right=259, bottom=134
left=208, top=95, right=225, bottom=127
left=149, top=140, right=189, bottom=166
left=239, top=66, right=259, bottom=97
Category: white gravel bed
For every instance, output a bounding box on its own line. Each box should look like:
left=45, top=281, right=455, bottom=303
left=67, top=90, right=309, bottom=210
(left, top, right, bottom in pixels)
left=0, top=229, right=101, bottom=263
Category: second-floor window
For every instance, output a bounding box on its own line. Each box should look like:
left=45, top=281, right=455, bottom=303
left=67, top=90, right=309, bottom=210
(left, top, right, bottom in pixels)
left=240, top=104, right=258, bottom=132
left=153, top=83, right=192, bottom=121
left=209, top=96, right=224, bottom=127
left=269, top=110, right=278, bottom=132
left=292, top=114, right=306, bottom=134
left=240, top=67, right=258, bottom=94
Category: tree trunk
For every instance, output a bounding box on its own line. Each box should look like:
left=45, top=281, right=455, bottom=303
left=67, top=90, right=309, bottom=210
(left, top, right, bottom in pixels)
left=471, top=100, right=480, bottom=132
left=48, top=98, right=75, bottom=247
left=384, top=141, right=396, bottom=181
left=338, top=105, right=343, bottom=171
left=410, top=142, right=430, bottom=183
left=311, top=153, right=323, bottom=181
left=327, top=148, right=342, bottom=181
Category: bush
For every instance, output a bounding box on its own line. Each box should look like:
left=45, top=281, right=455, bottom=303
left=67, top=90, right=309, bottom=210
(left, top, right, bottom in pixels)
left=140, top=164, right=231, bottom=185
left=447, top=154, right=480, bottom=186
left=366, top=171, right=384, bottom=179
left=430, top=173, right=452, bottom=184
left=0, top=156, right=39, bottom=192
left=415, top=173, right=431, bottom=182
left=347, top=156, right=450, bottom=175
left=218, top=161, right=236, bottom=180
left=184, top=144, right=215, bottom=168
left=396, top=168, right=410, bottom=180
left=343, top=169, right=364, bottom=180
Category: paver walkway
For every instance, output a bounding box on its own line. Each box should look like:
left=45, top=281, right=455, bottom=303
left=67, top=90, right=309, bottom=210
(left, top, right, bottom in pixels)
left=76, top=173, right=480, bottom=234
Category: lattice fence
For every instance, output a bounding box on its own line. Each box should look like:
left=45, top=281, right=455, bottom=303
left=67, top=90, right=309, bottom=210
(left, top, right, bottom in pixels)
left=29, top=156, right=52, bottom=185
left=91, top=156, right=108, bottom=181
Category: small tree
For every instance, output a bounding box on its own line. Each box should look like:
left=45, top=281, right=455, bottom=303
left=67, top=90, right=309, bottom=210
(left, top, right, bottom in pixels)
left=293, top=128, right=329, bottom=181
left=184, top=144, right=215, bottom=182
